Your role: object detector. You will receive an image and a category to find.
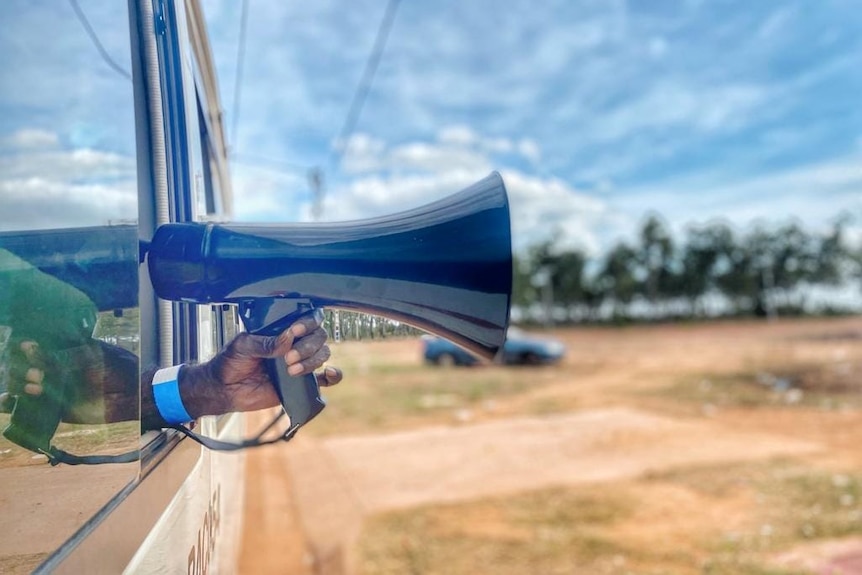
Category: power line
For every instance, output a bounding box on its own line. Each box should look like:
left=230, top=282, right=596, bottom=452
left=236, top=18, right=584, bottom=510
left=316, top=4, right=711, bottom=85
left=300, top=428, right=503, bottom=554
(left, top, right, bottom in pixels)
left=230, top=0, right=251, bottom=152
left=231, top=151, right=311, bottom=174
left=330, top=0, right=401, bottom=171
left=67, top=0, right=132, bottom=81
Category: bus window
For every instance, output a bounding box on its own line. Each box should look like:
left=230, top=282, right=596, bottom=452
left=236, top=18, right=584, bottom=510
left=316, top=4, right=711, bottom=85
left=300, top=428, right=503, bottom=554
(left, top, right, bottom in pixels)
left=0, top=2, right=140, bottom=571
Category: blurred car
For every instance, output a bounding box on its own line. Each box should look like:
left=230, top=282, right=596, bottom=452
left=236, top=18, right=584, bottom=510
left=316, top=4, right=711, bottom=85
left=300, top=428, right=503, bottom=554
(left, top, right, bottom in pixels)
left=422, top=327, right=566, bottom=366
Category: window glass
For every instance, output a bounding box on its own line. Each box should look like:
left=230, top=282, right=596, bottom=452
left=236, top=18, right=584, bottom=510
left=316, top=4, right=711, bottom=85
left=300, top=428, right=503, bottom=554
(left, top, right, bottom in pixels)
left=0, top=1, right=139, bottom=571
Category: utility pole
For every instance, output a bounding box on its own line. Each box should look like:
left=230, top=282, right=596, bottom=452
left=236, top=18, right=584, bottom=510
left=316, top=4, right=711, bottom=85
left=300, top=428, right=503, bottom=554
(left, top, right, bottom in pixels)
left=307, top=167, right=342, bottom=341
left=308, top=167, right=324, bottom=222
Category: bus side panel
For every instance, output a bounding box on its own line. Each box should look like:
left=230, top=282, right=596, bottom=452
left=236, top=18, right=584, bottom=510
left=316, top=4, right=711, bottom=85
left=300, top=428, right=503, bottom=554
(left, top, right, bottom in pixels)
left=121, top=416, right=246, bottom=575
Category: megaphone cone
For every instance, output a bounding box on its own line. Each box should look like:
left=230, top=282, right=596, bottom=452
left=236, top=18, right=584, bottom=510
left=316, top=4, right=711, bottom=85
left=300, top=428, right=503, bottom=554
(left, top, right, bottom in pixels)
left=149, top=172, right=512, bottom=358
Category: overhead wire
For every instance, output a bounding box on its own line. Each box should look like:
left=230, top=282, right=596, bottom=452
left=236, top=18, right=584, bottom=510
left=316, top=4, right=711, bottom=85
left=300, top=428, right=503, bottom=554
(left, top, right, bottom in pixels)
left=231, top=151, right=311, bottom=174
left=230, top=0, right=251, bottom=153
left=67, top=0, right=132, bottom=81
left=329, top=0, right=402, bottom=171
left=225, top=0, right=400, bottom=222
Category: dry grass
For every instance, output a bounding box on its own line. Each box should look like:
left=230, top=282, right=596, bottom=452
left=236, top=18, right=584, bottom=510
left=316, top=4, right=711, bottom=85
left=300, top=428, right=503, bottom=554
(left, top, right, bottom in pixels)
left=313, top=317, right=862, bottom=575
left=0, top=415, right=138, bottom=467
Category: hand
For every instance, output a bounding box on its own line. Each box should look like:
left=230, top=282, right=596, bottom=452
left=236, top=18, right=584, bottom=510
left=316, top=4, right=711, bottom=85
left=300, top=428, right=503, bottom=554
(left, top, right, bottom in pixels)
left=177, top=310, right=343, bottom=419
left=0, top=339, right=139, bottom=424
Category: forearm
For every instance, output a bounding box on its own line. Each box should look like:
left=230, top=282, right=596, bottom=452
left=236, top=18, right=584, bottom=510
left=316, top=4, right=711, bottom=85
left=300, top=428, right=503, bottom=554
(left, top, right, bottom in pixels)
left=141, top=363, right=230, bottom=430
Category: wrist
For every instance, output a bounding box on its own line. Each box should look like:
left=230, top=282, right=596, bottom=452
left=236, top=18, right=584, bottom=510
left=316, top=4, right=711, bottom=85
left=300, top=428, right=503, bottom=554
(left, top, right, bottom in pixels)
left=152, top=365, right=192, bottom=424
left=177, top=362, right=231, bottom=419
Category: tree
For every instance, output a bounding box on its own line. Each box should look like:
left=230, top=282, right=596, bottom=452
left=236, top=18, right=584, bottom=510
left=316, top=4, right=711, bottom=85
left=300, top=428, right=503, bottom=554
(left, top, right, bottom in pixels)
left=597, top=242, right=639, bottom=319
left=545, top=249, right=588, bottom=318
left=680, top=222, right=735, bottom=316
left=512, top=253, right=538, bottom=311
left=812, top=214, right=852, bottom=286
left=637, top=214, right=676, bottom=306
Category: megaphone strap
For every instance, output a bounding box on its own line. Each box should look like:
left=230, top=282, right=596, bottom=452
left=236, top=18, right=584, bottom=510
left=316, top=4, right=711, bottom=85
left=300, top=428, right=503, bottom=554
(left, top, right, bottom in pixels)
left=167, top=409, right=301, bottom=451
left=46, top=446, right=140, bottom=466
left=42, top=410, right=300, bottom=465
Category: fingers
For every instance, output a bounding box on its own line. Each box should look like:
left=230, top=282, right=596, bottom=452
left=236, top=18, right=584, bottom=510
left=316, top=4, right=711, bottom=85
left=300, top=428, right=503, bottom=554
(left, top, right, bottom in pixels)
left=286, top=342, right=331, bottom=376
left=315, top=366, right=343, bottom=388
left=7, top=341, right=46, bottom=396
left=229, top=311, right=326, bottom=360
left=275, top=310, right=325, bottom=355
left=20, top=341, right=41, bottom=362
left=24, top=368, right=44, bottom=396
left=284, top=326, right=327, bottom=366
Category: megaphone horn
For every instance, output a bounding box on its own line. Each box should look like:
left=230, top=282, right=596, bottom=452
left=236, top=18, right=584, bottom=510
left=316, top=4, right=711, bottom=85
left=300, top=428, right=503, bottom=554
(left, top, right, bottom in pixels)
left=148, top=172, right=512, bottom=434
left=149, top=172, right=512, bottom=357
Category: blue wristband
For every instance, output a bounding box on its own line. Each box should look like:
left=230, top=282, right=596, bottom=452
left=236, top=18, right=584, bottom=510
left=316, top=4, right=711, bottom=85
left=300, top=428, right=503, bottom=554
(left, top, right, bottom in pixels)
left=152, top=365, right=193, bottom=424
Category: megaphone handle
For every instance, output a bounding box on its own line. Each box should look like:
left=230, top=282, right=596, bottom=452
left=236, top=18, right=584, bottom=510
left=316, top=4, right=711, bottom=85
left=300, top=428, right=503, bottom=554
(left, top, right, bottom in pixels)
left=264, top=357, right=326, bottom=431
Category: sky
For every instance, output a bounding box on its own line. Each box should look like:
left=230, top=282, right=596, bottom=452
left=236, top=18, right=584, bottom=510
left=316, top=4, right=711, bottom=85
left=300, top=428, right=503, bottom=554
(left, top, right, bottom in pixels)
left=0, top=1, right=859, bottom=257
left=0, top=1, right=138, bottom=231
left=201, top=0, right=862, bottom=255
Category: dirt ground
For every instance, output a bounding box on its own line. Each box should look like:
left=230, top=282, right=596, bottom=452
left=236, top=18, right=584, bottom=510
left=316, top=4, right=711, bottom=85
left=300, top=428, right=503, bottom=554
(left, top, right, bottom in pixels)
left=239, top=317, right=862, bottom=575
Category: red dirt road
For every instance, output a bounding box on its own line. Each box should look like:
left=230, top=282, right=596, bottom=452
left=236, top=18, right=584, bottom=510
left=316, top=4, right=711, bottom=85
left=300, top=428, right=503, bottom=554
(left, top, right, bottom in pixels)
left=239, top=318, right=862, bottom=575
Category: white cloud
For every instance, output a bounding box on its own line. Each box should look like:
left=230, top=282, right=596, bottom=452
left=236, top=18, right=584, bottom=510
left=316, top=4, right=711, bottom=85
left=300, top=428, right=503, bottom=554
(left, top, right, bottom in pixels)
left=0, top=141, right=137, bottom=231
left=1, top=129, right=59, bottom=150
left=316, top=130, right=618, bottom=255
left=0, top=148, right=134, bottom=182
left=340, top=127, right=544, bottom=177
left=390, top=142, right=490, bottom=174
left=617, top=156, right=862, bottom=238
left=517, top=139, right=541, bottom=165
left=501, top=169, right=611, bottom=254
left=595, top=82, right=769, bottom=143
left=0, top=177, right=136, bottom=231
left=328, top=134, right=861, bottom=260
left=230, top=163, right=309, bottom=222
left=322, top=169, right=486, bottom=222
left=340, top=130, right=491, bottom=176
left=438, top=126, right=476, bottom=146
left=202, top=0, right=862, bottom=258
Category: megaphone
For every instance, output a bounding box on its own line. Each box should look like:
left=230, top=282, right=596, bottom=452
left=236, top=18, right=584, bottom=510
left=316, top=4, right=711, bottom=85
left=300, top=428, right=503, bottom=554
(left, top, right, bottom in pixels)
left=148, top=172, right=512, bottom=438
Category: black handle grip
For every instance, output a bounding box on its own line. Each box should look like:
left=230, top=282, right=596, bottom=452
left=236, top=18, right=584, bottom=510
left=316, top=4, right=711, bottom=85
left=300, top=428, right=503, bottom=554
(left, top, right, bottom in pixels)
left=3, top=381, right=65, bottom=455
left=264, top=358, right=326, bottom=430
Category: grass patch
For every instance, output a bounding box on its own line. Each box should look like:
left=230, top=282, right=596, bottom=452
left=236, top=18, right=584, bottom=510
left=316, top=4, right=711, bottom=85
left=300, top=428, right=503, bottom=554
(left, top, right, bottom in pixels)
left=646, top=460, right=862, bottom=573
left=311, top=367, right=532, bottom=435
left=357, top=461, right=862, bottom=575
left=313, top=337, right=575, bottom=435
left=650, top=359, right=862, bottom=414
left=51, top=420, right=139, bottom=455
left=358, top=487, right=634, bottom=575
left=309, top=337, right=578, bottom=435
left=0, top=414, right=138, bottom=467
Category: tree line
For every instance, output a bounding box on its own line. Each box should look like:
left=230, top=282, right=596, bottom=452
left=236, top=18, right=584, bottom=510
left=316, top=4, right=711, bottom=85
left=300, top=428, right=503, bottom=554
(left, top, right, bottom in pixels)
left=514, top=214, right=861, bottom=324
left=322, top=213, right=859, bottom=339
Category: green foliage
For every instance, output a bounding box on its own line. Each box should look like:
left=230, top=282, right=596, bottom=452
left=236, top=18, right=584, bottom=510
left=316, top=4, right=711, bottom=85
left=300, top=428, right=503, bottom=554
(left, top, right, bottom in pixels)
left=513, top=213, right=859, bottom=324
left=323, top=309, right=422, bottom=342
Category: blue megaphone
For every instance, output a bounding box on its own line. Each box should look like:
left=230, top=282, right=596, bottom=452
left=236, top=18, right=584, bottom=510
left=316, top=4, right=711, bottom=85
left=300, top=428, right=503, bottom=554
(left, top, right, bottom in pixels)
left=147, top=172, right=513, bottom=436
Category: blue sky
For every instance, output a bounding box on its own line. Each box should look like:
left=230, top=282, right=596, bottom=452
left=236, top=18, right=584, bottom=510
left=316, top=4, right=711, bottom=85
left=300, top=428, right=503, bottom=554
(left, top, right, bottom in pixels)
left=202, top=0, right=862, bottom=254
left=0, top=1, right=138, bottom=231
left=0, top=1, right=859, bottom=256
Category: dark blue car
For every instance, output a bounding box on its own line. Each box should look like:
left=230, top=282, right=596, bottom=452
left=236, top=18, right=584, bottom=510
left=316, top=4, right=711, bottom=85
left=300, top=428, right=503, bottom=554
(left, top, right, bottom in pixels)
left=423, top=327, right=565, bottom=366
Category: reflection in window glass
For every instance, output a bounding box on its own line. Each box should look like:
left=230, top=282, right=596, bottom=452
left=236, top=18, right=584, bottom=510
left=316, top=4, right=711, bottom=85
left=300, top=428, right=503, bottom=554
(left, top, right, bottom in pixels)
left=0, top=1, right=139, bottom=571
